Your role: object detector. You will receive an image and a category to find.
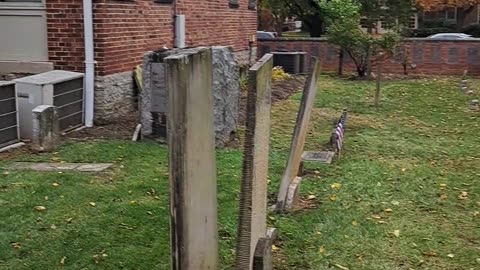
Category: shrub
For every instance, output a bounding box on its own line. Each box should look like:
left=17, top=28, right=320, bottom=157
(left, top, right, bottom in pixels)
left=272, top=66, right=292, bottom=81
left=461, top=24, right=480, bottom=37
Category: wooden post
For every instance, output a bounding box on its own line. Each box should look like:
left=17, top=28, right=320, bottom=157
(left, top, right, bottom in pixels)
left=166, top=47, right=218, bottom=270
left=374, top=58, right=382, bottom=107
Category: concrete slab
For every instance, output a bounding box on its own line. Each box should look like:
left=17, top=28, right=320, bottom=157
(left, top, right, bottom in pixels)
left=8, top=162, right=112, bottom=172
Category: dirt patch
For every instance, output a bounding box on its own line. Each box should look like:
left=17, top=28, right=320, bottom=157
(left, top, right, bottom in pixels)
left=64, top=114, right=138, bottom=141
left=238, top=75, right=305, bottom=125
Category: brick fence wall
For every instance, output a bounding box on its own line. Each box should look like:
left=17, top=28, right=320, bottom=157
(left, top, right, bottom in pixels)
left=47, top=0, right=257, bottom=76
left=258, top=38, right=480, bottom=76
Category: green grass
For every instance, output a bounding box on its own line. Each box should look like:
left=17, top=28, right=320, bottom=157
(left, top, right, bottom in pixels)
left=1, top=76, right=479, bottom=269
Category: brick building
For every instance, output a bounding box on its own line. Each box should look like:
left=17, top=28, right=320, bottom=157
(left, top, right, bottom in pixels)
left=0, top=0, right=257, bottom=122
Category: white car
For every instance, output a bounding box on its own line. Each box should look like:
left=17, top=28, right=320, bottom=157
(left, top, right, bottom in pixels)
left=427, top=33, right=473, bottom=40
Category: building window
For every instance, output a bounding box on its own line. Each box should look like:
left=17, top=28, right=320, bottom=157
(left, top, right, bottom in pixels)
left=248, top=0, right=255, bottom=10
left=477, top=4, right=480, bottom=23
left=445, top=7, right=457, bottom=21
left=229, top=0, right=239, bottom=8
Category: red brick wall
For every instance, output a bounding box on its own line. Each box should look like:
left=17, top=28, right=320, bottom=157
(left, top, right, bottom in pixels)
left=258, top=38, right=480, bottom=75
left=46, top=0, right=256, bottom=76
left=46, top=0, right=85, bottom=73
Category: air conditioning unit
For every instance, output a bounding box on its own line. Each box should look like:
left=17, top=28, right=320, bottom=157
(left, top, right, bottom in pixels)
left=15, top=70, right=84, bottom=139
left=0, top=81, right=20, bottom=149
left=272, top=52, right=306, bottom=74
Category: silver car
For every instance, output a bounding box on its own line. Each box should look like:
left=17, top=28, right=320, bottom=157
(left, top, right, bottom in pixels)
left=427, top=33, right=472, bottom=40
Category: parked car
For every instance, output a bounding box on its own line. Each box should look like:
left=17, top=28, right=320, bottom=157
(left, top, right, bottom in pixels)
left=257, top=31, right=277, bottom=39
left=426, top=33, right=473, bottom=40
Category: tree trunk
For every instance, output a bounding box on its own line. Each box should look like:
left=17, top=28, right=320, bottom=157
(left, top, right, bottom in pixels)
left=338, top=50, right=344, bottom=76
left=308, top=13, right=324, bottom=37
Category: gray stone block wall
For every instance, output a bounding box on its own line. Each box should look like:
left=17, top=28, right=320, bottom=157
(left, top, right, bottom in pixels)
left=142, top=46, right=241, bottom=148
left=94, top=71, right=136, bottom=124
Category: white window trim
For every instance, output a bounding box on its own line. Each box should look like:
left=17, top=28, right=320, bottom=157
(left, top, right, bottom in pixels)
left=477, top=4, right=480, bottom=24
left=445, top=7, right=457, bottom=22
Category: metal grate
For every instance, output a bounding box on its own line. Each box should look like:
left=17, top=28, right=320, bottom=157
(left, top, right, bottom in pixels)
left=0, top=82, right=19, bottom=148
left=53, top=78, right=84, bottom=131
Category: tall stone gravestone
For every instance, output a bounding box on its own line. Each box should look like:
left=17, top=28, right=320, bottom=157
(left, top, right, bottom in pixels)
left=166, top=47, right=218, bottom=270
left=276, top=58, right=322, bottom=212
left=235, top=54, right=274, bottom=270
left=142, top=46, right=239, bottom=147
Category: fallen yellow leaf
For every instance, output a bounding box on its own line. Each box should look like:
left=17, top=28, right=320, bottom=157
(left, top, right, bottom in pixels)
left=89, top=202, right=96, bottom=207
left=129, top=200, right=137, bottom=205
left=352, top=220, right=358, bottom=227
left=60, top=256, right=66, bottom=266
left=391, top=200, right=399, bottom=206
left=34, top=206, right=46, bottom=212
left=384, top=208, right=393, bottom=213
left=52, top=183, right=60, bottom=187
left=271, top=245, right=279, bottom=251
left=422, top=251, right=437, bottom=257
left=334, top=264, right=349, bottom=270
left=447, top=254, right=454, bottom=258
left=458, top=192, right=469, bottom=200
left=2, top=171, right=9, bottom=176
left=331, top=183, right=342, bottom=190
left=330, top=194, right=337, bottom=202
left=319, top=246, right=325, bottom=253
left=372, top=214, right=382, bottom=219
left=392, top=230, right=400, bottom=237
left=11, top=242, right=21, bottom=249
left=307, top=194, right=316, bottom=200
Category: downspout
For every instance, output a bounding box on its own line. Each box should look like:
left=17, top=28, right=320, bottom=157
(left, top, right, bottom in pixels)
left=83, top=0, right=95, bottom=127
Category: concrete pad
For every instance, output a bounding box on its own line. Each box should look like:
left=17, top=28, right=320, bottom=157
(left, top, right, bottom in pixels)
left=8, top=162, right=112, bottom=172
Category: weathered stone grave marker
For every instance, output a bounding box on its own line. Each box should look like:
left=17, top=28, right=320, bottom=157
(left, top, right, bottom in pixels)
left=276, top=58, right=321, bottom=212
left=235, top=54, right=274, bottom=270
left=165, top=47, right=218, bottom=270
left=31, top=105, right=59, bottom=152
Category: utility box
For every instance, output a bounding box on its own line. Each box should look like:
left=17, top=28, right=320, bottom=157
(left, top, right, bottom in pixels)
left=15, top=70, right=84, bottom=139
left=272, top=52, right=306, bottom=74
left=0, top=81, right=20, bottom=149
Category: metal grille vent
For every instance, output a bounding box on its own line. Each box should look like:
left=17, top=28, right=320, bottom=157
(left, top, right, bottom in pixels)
left=0, top=82, right=19, bottom=148
left=53, top=78, right=84, bottom=131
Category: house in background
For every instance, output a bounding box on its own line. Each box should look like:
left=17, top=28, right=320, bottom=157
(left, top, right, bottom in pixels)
left=420, top=3, right=480, bottom=29
left=0, top=0, right=257, bottom=123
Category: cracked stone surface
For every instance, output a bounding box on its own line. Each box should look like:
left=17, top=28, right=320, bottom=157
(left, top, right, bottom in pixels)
left=8, top=162, right=113, bottom=172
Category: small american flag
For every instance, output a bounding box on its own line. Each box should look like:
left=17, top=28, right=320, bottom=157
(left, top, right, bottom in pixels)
left=332, top=109, right=347, bottom=153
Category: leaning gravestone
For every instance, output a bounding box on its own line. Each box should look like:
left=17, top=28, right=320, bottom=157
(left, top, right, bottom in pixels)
left=235, top=54, right=274, bottom=270
left=165, top=47, right=218, bottom=270
left=276, top=58, right=322, bottom=212
left=141, top=46, right=239, bottom=147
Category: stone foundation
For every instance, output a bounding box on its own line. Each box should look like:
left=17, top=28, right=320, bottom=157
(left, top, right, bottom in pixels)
left=92, top=48, right=253, bottom=125
left=94, top=71, right=137, bottom=124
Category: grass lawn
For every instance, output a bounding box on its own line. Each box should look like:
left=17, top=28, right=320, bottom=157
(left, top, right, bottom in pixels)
left=1, top=76, right=479, bottom=270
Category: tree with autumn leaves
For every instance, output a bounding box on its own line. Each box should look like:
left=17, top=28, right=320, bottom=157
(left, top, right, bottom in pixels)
left=416, top=0, right=480, bottom=11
